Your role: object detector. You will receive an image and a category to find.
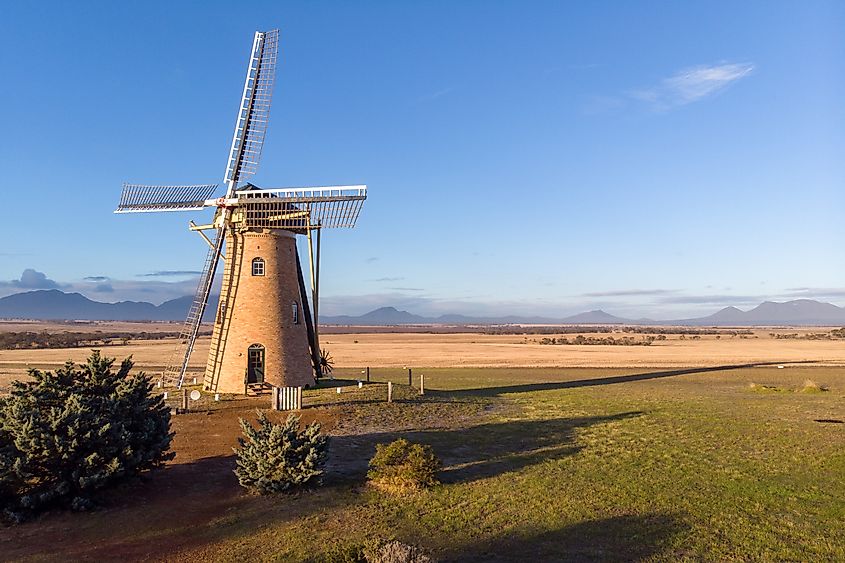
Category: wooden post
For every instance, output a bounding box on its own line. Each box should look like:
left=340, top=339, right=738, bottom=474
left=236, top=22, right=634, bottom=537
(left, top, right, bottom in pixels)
left=420, top=373, right=425, bottom=395
left=271, top=387, right=279, bottom=410
left=181, top=388, right=188, bottom=412
left=366, top=366, right=370, bottom=382
left=387, top=381, right=393, bottom=403
left=408, top=368, right=412, bottom=386
left=297, top=386, right=303, bottom=410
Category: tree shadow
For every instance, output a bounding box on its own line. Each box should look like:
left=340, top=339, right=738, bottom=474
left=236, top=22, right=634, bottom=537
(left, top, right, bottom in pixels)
left=327, top=411, right=644, bottom=485
left=439, top=360, right=820, bottom=397
left=441, top=513, right=688, bottom=562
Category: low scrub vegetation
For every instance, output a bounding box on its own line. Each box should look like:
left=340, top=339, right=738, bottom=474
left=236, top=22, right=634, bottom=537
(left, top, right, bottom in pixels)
left=322, top=538, right=432, bottom=563
left=0, top=328, right=217, bottom=350
left=770, top=328, right=845, bottom=340
left=800, top=379, right=829, bottom=393
left=234, top=412, right=328, bottom=494
left=0, top=330, right=184, bottom=350
left=538, top=335, right=656, bottom=346
left=0, top=351, right=173, bottom=523
left=483, top=326, right=753, bottom=336
left=748, top=380, right=830, bottom=394
left=367, top=438, right=440, bottom=493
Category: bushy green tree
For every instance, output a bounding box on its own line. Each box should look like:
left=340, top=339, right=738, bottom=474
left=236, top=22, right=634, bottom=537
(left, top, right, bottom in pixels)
left=367, top=439, right=440, bottom=493
left=234, top=412, right=328, bottom=494
left=0, top=351, right=174, bottom=523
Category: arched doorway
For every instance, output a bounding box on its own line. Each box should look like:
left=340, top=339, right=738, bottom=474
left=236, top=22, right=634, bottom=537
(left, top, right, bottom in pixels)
left=247, top=344, right=265, bottom=384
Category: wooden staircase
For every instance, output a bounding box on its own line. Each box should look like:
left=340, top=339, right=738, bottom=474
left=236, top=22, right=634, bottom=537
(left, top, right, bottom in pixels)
left=203, top=233, right=243, bottom=392
left=245, top=382, right=273, bottom=396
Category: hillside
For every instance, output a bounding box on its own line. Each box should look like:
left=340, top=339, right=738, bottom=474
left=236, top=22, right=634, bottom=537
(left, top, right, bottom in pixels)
left=0, top=290, right=215, bottom=322
left=2, top=290, right=845, bottom=326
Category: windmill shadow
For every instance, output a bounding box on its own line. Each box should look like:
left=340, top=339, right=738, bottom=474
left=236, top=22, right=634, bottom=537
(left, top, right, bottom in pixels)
left=440, top=513, right=688, bottom=562
left=437, top=360, right=820, bottom=398
left=326, top=411, right=644, bottom=485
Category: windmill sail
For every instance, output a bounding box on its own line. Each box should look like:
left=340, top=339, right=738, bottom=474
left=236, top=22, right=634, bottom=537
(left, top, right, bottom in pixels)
left=164, top=29, right=280, bottom=388
left=224, top=29, right=280, bottom=190
left=115, top=184, right=218, bottom=213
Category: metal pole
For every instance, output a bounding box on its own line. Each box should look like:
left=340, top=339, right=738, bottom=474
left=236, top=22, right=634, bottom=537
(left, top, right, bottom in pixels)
left=367, top=367, right=370, bottom=382
left=408, top=368, right=412, bottom=386
left=314, top=224, right=321, bottom=353
left=295, top=248, right=321, bottom=378
left=306, top=220, right=322, bottom=375
left=420, top=373, right=424, bottom=395
left=306, top=222, right=317, bottom=302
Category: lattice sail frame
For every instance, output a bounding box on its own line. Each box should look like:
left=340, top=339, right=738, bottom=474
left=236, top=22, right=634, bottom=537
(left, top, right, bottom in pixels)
left=233, top=186, right=367, bottom=230
left=115, top=183, right=219, bottom=213
left=224, top=29, right=280, bottom=188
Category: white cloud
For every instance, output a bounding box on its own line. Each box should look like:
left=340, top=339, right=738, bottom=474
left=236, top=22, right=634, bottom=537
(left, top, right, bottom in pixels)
left=632, top=62, right=754, bottom=109
left=0, top=269, right=63, bottom=290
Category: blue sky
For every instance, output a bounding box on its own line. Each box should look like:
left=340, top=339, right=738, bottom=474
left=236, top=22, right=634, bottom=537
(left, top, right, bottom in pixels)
left=1, top=1, right=843, bottom=319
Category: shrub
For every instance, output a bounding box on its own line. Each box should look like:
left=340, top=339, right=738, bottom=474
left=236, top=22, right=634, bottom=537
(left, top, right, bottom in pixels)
left=800, top=379, right=829, bottom=393
left=0, top=351, right=174, bottom=523
left=367, top=540, right=433, bottom=563
left=234, top=412, right=328, bottom=494
left=367, top=438, right=440, bottom=493
left=319, top=539, right=432, bottom=563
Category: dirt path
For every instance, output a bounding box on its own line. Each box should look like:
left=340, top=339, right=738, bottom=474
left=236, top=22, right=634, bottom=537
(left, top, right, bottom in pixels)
left=0, top=398, right=340, bottom=562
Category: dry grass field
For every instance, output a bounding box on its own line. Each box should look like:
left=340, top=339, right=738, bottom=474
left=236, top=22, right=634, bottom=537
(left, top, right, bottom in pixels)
left=2, top=323, right=845, bottom=392
left=321, top=329, right=845, bottom=369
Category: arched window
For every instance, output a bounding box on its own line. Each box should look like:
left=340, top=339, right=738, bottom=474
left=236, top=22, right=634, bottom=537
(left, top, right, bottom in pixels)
left=292, top=301, right=299, bottom=324
left=251, top=257, right=265, bottom=276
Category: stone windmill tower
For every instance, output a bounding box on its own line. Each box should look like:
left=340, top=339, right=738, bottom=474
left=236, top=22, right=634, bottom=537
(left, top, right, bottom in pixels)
left=115, top=29, right=366, bottom=393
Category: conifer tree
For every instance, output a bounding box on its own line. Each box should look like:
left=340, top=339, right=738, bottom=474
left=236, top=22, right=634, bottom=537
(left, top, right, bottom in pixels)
left=0, top=351, right=174, bottom=522
left=234, top=412, right=328, bottom=494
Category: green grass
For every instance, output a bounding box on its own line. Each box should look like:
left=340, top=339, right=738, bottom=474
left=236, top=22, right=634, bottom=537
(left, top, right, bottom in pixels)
left=197, top=365, right=845, bottom=561
left=8, top=365, right=845, bottom=561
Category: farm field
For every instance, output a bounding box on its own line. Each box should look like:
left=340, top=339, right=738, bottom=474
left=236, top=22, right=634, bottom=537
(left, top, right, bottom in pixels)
left=1, top=360, right=844, bottom=561
left=3, top=323, right=845, bottom=392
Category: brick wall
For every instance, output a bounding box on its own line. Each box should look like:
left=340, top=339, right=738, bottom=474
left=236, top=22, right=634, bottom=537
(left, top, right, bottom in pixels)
left=204, top=228, right=313, bottom=393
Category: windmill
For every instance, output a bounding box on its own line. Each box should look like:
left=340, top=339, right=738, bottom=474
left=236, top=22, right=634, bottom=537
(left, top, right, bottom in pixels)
left=115, top=29, right=366, bottom=394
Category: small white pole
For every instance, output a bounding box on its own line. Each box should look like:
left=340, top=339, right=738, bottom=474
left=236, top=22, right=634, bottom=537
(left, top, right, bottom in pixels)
left=163, top=391, right=168, bottom=400
left=214, top=393, right=220, bottom=401
left=337, top=387, right=342, bottom=394
left=420, top=373, right=425, bottom=395
left=192, top=377, right=197, bottom=385
left=358, top=380, right=363, bottom=388
left=387, top=381, right=393, bottom=403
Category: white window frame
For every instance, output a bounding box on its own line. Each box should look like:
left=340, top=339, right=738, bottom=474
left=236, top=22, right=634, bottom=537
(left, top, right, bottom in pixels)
left=252, top=257, right=265, bottom=276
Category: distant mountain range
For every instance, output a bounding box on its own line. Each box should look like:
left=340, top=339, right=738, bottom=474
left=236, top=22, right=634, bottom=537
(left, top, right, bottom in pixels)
left=321, top=301, right=845, bottom=326
left=0, top=290, right=215, bottom=323
left=1, top=290, right=844, bottom=326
